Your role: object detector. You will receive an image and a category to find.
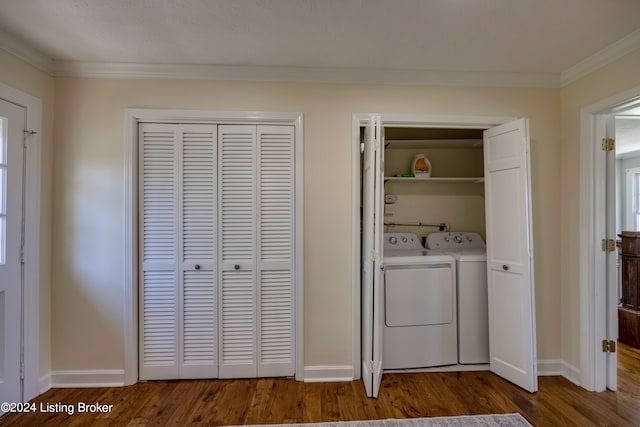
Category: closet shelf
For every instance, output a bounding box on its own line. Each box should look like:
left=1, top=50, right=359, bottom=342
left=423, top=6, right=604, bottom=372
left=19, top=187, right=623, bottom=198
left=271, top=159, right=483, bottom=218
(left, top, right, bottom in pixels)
left=384, top=176, right=484, bottom=184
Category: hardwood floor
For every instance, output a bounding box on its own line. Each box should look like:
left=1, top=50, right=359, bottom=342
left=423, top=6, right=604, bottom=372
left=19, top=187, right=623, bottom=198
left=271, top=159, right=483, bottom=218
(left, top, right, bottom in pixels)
left=3, top=344, right=640, bottom=426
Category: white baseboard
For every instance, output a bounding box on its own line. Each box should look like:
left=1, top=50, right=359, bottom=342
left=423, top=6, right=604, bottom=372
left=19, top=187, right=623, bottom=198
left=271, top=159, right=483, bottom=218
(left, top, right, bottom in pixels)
left=537, top=359, right=564, bottom=376
left=537, top=359, right=581, bottom=385
left=562, top=361, right=581, bottom=386
left=303, top=365, right=353, bottom=383
left=39, top=374, right=51, bottom=394
left=50, top=370, right=126, bottom=388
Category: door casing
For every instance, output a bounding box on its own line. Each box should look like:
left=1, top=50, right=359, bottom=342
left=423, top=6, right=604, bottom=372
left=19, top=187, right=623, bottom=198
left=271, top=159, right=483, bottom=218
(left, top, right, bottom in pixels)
left=579, top=84, right=640, bottom=391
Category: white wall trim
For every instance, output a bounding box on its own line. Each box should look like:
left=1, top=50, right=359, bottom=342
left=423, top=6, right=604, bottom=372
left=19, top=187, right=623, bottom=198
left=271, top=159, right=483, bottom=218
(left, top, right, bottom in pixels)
left=0, top=82, right=43, bottom=402
left=0, top=28, right=55, bottom=75
left=2, top=23, right=639, bottom=89
left=579, top=83, right=640, bottom=392
left=536, top=359, right=580, bottom=386
left=303, top=366, right=354, bottom=383
left=125, top=108, right=305, bottom=384
left=50, top=370, right=125, bottom=388
left=39, top=374, right=51, bottom=394
left=53, top=61, right=559, bottom=88
left=561, top=28, right=640, bottom=86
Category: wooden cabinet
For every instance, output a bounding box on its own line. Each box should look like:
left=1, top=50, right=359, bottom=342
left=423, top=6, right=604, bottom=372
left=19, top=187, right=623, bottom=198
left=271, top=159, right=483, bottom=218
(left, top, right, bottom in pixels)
left=619, top=232, right=640, bottom=348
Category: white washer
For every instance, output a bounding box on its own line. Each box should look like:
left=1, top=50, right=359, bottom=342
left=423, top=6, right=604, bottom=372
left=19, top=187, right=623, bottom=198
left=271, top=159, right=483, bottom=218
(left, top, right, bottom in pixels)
left=382, top=233, right=457, bottom=369
left=426, top=232, right=489, bottom=365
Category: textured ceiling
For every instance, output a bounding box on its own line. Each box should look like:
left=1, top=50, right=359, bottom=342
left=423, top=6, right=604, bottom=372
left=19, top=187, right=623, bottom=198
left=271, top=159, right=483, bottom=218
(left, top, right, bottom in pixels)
left=1, top=0, right=640, bottom=75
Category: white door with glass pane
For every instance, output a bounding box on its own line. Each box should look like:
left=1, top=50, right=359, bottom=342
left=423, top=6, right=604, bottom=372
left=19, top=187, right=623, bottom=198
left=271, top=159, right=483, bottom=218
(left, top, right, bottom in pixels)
left=0, top=98, right=25, bottom=407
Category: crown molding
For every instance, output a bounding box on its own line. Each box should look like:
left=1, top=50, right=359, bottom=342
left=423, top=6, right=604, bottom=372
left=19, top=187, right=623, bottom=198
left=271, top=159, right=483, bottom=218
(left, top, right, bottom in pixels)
left=561, top=28, right=640, bottom=86
left=3, top=25, right=639, bottom=89
left=0, top=28, right=54, bottom=74
left=53, top=60, right=560, bottom=88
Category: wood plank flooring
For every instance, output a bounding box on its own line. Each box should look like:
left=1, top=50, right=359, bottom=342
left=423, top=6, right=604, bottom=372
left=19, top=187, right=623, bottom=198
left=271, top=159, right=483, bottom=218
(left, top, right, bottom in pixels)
left=3, top=344, right=640, bottom=426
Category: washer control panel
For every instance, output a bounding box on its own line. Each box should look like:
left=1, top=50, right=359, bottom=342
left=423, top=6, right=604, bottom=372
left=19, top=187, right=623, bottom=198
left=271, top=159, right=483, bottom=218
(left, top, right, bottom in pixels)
left=426, top=232, right=485, bottom=250
left=383, top=233, right=424, bottom=251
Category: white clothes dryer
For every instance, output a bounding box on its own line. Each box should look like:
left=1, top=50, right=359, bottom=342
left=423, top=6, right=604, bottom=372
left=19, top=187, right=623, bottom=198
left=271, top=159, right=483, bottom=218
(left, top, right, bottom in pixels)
left=426, top=232, right=489, bottom=365
left=382, top=233, right=457, bottom=369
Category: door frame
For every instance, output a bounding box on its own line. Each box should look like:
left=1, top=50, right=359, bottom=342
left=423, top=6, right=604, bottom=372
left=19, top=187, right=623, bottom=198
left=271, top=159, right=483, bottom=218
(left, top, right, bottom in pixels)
left=0, top=82, right=43, bottom=401
left=579, top=84, right=640, bottom=391
left=125, top=109, right=304, bottom=384
left=351, top=113, right=517, bottom=379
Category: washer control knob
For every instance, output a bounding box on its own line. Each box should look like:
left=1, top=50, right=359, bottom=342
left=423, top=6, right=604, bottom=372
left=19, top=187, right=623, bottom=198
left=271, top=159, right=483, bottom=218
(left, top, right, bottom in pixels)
left=401, top=236, right=408, bottom=243
left=389, top=236, right=397, bottom=245
left=454, top=235, right=463, bottom=243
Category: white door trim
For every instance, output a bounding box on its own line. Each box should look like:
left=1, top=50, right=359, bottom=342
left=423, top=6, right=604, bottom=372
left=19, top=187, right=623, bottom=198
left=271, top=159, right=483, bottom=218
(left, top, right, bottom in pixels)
left=0, top=82, right=43, bottom=401
left=125, top=109, right=304, bottom=384
left=579, top=84, right=640, bottom=391
left=351, top=113, right=516, bottom=379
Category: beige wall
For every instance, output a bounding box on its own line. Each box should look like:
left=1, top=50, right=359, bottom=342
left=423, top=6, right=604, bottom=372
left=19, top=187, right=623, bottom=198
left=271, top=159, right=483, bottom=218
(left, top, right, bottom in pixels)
left=5, top=39, right=640, bottom=385
left=51, top=78, right=561, bottom=370
left=560, top=49, right=640, bottom=367
left=384, top=146, right=486, bottom=239
left=0, top=50, right=54, bottom=378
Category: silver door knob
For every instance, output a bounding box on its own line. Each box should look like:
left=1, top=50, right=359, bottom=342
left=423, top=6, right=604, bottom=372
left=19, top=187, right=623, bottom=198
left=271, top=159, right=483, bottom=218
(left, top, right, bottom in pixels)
left=234, top=264, right=240, bottom=270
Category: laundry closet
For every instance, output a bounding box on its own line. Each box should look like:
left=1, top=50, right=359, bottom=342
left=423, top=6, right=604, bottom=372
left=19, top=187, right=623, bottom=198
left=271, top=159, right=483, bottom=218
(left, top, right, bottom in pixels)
left=358, top=115, right=537, bottom=398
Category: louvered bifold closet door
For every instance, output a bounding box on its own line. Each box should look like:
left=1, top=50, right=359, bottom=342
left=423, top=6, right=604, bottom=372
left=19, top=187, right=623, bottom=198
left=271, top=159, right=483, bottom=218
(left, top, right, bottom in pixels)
left=218, top=125, right=258, bottom=378
left=180, top=124, right=218, bottom=378
left=140, top=123, right=218, bottom=380
left=257, top=125, right=295, bottom=377
left=139, top=123, right=180, bottom=380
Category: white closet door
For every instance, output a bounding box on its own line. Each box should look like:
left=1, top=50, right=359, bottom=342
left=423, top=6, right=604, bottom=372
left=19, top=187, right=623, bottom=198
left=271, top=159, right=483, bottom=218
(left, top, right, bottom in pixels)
left=361, top=115, right=384, bottom=398
left=139, top=123, right=218, bottom=380
left=218, top=125, right=258, bottom=378
left=180, top=125, right=218, bottom=378
left=484, top=118, right=537, bottom=392
left=139, top=123, right=180, bottom=380
left=257, top=125, right=295, bottom=377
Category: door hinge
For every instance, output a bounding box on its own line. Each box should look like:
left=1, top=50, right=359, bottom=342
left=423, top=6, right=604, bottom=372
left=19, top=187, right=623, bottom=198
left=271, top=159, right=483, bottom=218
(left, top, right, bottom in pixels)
left=601, top=239, right=616, bottom=252
left=20, top=244, right=25, bottom=264
left=602, top=339, right=616, bottom=353
left=20, top=362, right=24, bottom=380
left=602, top=138, right=615, bottom=151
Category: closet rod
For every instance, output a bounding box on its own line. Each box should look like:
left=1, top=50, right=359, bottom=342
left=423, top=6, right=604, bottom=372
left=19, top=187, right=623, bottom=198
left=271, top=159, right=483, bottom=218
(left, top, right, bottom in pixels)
left=384, top=222, right=449, bottom=231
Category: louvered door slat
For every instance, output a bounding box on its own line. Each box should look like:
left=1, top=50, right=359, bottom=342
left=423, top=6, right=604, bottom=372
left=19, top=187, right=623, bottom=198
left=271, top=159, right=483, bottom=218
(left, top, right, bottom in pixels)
left=257, top=125, right=295, bottom=377
left=218, top=125, right=257, bottom=378
left=179, top=125, right=218, bottom=378
left=139, top=124, right=180, bottom=380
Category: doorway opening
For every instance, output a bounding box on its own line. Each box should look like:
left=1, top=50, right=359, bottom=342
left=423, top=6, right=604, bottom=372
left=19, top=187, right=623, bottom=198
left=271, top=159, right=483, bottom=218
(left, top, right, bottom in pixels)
left=352, top=113, right=538, bottom=397
left=579, top=84, right=640, bottom=392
